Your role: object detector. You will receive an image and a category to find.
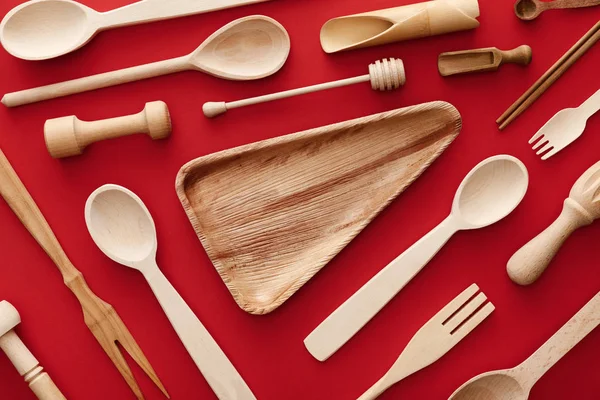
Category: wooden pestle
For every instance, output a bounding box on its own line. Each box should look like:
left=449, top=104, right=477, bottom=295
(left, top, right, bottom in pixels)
left=0, top=301, right=66, bottom=400
left=203, top=58, right=405, bottom=118
left=507, top=160, right=600, bottom=285
left=44, top=101, right=171, bottom=158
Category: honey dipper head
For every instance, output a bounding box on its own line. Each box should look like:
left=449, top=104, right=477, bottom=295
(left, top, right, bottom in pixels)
left=569, top=160, right=600, bottom=219
left=369, top=58, right=406, bottom=91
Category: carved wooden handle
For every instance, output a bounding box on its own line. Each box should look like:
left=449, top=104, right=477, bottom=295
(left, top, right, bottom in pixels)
left=507, top=198, right=593, bottom=285
left=500, top=45, right=533, bottom=65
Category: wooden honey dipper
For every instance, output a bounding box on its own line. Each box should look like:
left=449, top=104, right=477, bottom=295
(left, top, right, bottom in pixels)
left=203, top=58, right=406, bottom=118
left=0, top=301, right=66, bottom=400
left=44, top=101, right=171, bottom=158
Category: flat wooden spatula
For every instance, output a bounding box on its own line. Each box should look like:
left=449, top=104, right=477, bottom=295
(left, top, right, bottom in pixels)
left=438, top=45, right=532, bottom=76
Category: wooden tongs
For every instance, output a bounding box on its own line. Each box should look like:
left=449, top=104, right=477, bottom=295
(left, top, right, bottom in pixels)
left=0, top=149, right=168, bottom=399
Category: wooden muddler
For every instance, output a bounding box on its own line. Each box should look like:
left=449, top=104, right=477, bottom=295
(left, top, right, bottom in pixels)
left=44, top=101, right=171, bottom=158
left=0, top=301, right=65, bottom=400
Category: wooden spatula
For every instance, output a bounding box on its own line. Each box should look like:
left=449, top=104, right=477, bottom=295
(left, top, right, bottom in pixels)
left=357, top=284, right=494, bottom=400
left=438, top=45, right=532, bottom=76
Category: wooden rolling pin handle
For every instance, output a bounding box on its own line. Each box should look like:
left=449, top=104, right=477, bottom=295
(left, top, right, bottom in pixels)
left=502, top=45, right=533, bottom=65
left=507, top=198, right=593, bottom=285
left=44, top=101, right=171, bottom=158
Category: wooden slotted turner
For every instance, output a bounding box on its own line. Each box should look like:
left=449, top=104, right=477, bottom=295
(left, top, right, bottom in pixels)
left=0, top=149, right=167, bottom=400
left=176, top=102, right=462, bottom=314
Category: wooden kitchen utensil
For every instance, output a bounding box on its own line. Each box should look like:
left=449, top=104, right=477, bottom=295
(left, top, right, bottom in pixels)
left=1, top=15, right=290, bottom=107
left=438, top=45, right=532, bottom=76
left=507, top=160, right=600, bottom=285
left=0, top=0, right=275, bottom=60
left=449, top=290, right=600, bottom=400
left=0, top=149, right=168, bottom=400
left=357, top=284, right=494, bottom=400
left=85, top=185, right=256, bottom=400
left=529, top=88, right=600, bottom=160
left=203, top=58, right=405, bottom=117
left=177, top=102, right=462, bottom=315
left=497, top=21, right=600, bottom=130
left=319, top=0, right=480, bottom=53
left=515, top=0, right=600, bottom=21
left=45, top=101, right=171, bottom=158
left=305, top=155, right=528, bottom=361
left=0, top=301, right=66, bottom=400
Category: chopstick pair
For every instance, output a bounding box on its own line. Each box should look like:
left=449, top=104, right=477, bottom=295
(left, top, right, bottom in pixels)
left=497, top=20, right=600, bottom=130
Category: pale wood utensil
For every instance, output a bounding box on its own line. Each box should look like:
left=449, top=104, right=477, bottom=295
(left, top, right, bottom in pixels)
left=85, top=185, right=256, bottom=400
left=0, top=0, right=275, bottom=60
left=529, top=88, right=600, bottom=160
left=438, top=45, right=532, bottom=77
left=305, top=155, right=528, bottom=361
left=45, top=101, right=171, bottom=158
left=449, top=291, right=600, bottom=400
left=497, top=21, right=600, bottom=130
left=0, top=301, right=66, bottom=400
left=1, top=15, right=290, bottom=107
left=507, top=160, right=600, bottom=285
left=515, top=0, right=600, bottom=21
left=319, top=0, right=480, bottom=53
left=177, top=102, right=462, bottom=315
left=357, top=284, right=494, bottom=400
left=203, top=58, right=405, bottom=117
left=0, top=149, right=168, bottom=400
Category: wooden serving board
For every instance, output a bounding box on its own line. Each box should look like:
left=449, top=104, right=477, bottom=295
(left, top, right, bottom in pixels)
left=176, top=101, right=461, bottom=314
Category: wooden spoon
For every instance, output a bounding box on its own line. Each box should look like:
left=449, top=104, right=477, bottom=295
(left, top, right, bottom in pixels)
left=0, top=0, right=274, bottom=60
left=449, top=291, right=600, bottom=400
left=507, top=160, right=600, bottom=285
left=85, top=184, right=257, bottom=400
left=514, top=0, right=600, bottom=21
left=1, top=15, right=290, bottom=107
left=304, top=155, right=529, bottom=361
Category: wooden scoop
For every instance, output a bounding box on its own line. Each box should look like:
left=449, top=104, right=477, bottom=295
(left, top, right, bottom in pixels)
left=0, top=0, right=274, bottom=60
left=438, top=45, right=532, bottom=76
left=507, top=160, right=600, bottom=285
left=2, top=15, right=290, bottom=107
left=515, top=0, right=600, bottom=21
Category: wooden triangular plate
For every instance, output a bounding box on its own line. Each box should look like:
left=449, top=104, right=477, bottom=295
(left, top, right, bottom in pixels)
left=176, top=101, right=461, bottom=314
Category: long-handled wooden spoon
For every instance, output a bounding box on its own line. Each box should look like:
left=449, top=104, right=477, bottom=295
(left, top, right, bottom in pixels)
left=0, top=0, right=274, bottom=60
left=514, top=0, right=600, bottom=21
left=449, top=291, right=600, bottom=400
left=1, top=15, right=290, bottom=107
left=85, top=184, right=256, bottom=400
left=304, top=155, right=529, bottom=361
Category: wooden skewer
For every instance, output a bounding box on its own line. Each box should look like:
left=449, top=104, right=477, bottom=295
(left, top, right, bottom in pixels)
left=497, top=21, right=600, bottom=130
left=203, top=58, right=405, bottom=118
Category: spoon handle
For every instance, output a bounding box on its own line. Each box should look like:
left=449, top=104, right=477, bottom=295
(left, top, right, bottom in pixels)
left=546, top=0, right=600, bottom=10
left=142, top=264, right=256, bottom=400
left=304, top=216, right=459, bottom=361
left=1, top=56, right=189, bottom=107
left=507, top=198, right=592, bottom=285
left=102, top=0, right=272, bottom=28
left=519, top=291, right=600, bottom=388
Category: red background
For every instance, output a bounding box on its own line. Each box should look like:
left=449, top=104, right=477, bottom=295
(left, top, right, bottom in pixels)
left=0, top=0, right=599, bottom=399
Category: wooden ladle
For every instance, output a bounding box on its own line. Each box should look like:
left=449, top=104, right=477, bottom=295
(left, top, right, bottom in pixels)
left=85, top=184, right=256, bottom=400
left=1, top=15, right=290, bottom=107
left=514, top=0, right=600, bottom=21
left=0, top=0, right=273, bottom=60
left=449, top=291, right=600, bottom=400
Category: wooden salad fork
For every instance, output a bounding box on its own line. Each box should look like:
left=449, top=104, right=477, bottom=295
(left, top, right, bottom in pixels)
left=0, top=149, right=168, bottom=400
left=530, top=88, right=600, bottom=160
left=357, top=284, right=494, bottom=400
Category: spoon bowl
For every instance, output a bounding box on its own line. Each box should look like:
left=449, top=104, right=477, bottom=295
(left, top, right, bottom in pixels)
left=450, top=370, right=527, bottom=400
left=85, top=184, right=157, bottom=268
left=452, top=155, right=529, bottom=229
left=0, top=0, right=98, bottom=60
left=514, top=0, right=541, bottom=20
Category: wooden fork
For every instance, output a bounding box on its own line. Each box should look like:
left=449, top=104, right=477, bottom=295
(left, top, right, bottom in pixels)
left=0, top=149, right=168, bottom=399
left=357, top=284, right=494, bottom=400
left=530, top=88, right=600, bottom=160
